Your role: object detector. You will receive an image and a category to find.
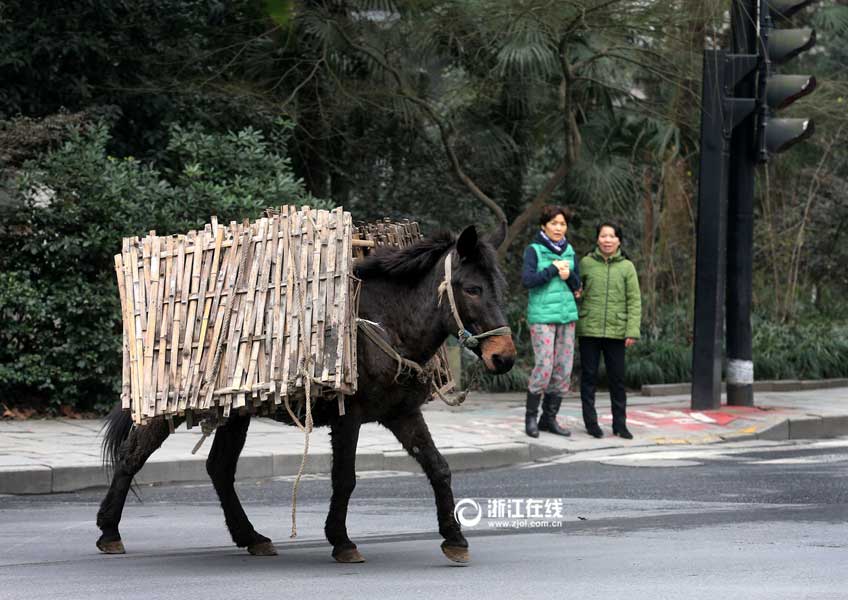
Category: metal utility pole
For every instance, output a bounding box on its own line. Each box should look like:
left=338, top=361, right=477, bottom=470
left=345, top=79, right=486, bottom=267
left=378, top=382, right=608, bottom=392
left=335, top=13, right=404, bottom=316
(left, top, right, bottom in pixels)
left=692, top=52, right=757, bottom=411
left=692, top=52, right=731, bottom=411
left=726, top=0, right=758, bottom=407
left=691, top=0, right=817, bottom=410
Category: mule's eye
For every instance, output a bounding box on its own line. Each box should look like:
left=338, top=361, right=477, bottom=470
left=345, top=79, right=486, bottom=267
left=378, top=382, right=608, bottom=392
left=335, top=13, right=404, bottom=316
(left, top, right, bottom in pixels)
left=463, top=286, right=482, bottom=296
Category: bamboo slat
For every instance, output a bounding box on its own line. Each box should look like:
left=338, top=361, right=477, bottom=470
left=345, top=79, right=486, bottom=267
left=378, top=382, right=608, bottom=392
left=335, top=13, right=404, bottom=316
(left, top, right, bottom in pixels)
left=155, top=236, right=174, bottom=415
left=270, top=212, right=286, bottom=403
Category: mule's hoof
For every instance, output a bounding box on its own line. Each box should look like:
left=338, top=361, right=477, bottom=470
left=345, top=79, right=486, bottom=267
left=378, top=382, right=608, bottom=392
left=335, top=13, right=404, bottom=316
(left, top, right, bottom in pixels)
left=96, top=539, right=125, bottom=554
left=334, top=547, right=366, bottom=563
left=247, top=541, right=278, bottom=556
left=441, top=545, right=470, bottom=564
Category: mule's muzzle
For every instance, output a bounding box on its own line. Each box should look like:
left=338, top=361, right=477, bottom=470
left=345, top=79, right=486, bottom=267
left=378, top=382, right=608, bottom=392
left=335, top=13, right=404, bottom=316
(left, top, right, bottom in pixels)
left=481, top=335, right=516, bottom=375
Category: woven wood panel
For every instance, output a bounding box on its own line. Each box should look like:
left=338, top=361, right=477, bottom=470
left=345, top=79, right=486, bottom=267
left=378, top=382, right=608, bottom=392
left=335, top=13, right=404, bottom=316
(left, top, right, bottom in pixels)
left=115, top=206, right=357, bottom=425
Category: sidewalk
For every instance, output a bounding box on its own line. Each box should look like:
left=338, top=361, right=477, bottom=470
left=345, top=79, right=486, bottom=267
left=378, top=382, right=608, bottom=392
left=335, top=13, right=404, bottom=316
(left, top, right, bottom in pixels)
left=2, top=386, right=847, bottom=495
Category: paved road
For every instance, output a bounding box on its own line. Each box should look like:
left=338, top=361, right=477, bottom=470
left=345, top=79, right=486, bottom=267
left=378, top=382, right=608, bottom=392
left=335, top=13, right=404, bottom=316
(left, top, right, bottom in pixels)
left=1, top=438, right=846, bottom=600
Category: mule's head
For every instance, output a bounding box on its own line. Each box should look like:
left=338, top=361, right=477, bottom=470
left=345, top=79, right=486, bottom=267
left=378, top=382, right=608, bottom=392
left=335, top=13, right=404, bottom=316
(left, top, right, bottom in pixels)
left=446, top=224, right=516, bottom=374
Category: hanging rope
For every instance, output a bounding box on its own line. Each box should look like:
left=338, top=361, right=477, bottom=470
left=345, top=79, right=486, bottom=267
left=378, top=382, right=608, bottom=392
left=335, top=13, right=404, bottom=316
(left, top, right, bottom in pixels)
left=288, top=221, right=314, bottom=539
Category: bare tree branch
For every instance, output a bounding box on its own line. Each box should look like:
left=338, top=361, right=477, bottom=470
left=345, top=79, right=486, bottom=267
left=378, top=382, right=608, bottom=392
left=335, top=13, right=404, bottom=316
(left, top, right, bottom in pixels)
left=498, top=160, right=572, bottom=258
left=332, top=17, right=507, bottom=224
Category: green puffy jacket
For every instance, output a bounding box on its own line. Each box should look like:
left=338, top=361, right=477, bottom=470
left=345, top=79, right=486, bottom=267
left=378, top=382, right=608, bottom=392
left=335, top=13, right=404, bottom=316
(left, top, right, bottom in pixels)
left=576, top=248, right=642, bottom=339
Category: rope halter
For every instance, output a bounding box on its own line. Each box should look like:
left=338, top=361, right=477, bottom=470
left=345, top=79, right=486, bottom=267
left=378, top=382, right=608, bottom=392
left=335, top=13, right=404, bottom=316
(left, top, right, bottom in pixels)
left=440, top=252, right=511, bottom=349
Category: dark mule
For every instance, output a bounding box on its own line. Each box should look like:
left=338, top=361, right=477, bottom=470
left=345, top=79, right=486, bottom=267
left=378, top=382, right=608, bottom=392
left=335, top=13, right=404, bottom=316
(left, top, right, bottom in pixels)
left=97, top=224, right=516, bottom=563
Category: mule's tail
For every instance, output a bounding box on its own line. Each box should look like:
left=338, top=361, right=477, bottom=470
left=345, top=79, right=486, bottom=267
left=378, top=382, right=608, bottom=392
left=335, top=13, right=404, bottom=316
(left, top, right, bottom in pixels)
left=101, top=402, right=133, bottom=475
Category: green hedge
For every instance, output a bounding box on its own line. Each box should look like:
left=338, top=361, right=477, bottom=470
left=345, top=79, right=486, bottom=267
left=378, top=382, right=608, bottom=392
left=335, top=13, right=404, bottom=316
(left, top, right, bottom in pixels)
left=0, top=122, right=325, bottom=412
left=463, top=317, right=848, bottom=393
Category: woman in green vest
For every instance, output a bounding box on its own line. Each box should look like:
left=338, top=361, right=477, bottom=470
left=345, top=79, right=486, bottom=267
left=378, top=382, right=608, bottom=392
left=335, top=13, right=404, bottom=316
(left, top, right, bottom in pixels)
left=576, top=222, right=642, bottom=439
left=521, top=205, right=581, bottom=438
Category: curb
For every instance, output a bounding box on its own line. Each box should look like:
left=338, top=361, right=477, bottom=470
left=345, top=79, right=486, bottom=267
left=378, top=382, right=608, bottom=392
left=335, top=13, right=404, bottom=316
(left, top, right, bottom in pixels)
left=0, top=442, right=545, bottom=495
left=641, top=378, right=848, bottom=397
left=757, top=414, right=848, bottom=441
left=2, top=415, right=847, bottom=495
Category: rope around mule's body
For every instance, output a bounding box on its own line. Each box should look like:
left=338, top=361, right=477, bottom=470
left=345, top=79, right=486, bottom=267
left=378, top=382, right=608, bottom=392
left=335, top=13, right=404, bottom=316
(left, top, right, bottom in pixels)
left=357, top=319, right=430, bottom=384
left=356, top=318, right=467, bottom=406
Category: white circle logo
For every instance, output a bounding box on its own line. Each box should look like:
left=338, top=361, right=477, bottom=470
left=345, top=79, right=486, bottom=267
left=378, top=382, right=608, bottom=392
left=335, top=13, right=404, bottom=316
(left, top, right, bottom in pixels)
left=453, top=498, right=482, bottom=527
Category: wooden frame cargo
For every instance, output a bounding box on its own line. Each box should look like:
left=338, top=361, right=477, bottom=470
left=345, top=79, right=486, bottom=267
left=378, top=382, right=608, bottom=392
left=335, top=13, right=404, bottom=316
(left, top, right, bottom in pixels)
left=115, top=206, right=455, bottom=427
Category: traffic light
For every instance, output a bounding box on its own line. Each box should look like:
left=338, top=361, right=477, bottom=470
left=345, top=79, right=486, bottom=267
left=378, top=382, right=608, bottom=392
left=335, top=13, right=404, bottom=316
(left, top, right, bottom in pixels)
left=758, top=0, right=819, bottom=158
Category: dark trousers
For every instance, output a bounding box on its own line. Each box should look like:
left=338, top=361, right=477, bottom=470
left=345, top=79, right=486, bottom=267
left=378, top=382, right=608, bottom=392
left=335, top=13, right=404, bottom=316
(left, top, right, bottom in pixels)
left=579, top=337, right=627, bottom=429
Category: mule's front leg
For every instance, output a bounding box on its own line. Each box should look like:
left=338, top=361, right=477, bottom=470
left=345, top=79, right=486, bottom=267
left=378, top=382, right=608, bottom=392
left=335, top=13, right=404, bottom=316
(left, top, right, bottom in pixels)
left=383, top=410, right=469, bottom=563
left=325, top=413, right=364, bottom=563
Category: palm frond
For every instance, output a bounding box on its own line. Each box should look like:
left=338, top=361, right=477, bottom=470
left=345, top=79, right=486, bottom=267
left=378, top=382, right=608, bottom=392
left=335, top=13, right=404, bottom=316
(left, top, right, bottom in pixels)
left=457, top=123, right=519, bottom=170
left=564, top=151, right=639, bottom=214
left=494, top=17, right=559, bottom=81
left=814, top=5, right=848, bottom=37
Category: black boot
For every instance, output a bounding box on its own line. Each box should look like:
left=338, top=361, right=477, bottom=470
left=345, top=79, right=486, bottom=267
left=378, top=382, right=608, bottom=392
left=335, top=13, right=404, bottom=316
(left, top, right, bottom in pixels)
left=613, top=424, right=633, bottom=439
left=538, top=394, right=571, bottom=436
left=525, top=391, right=541, bottom=438
left=586, top=423, right=604, bottom=438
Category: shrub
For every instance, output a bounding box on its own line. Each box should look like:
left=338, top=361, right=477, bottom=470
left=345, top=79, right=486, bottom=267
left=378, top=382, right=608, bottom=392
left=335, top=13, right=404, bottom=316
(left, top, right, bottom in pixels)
left=753, top=321, right=848, bottom=381
left=463, top=358, right=529, bottom=393
left=0, top=121, right=323, bottom=412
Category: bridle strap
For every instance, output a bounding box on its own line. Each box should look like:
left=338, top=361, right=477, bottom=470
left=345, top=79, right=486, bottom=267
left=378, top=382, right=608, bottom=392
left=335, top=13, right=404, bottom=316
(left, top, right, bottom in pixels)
left=442, top=253, right=511, bottom=349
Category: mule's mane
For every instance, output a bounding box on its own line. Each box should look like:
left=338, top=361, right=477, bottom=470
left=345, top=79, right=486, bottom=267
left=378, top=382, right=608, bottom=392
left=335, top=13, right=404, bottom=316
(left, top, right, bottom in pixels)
left=354, top=230, right=506, bottom=300
left=354, top=232, right=455, bottom=281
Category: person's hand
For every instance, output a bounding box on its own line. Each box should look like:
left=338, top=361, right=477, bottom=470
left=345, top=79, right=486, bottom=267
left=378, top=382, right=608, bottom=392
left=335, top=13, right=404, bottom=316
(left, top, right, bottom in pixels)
left=573, top=288, right=582, bottom=300
left=625, top=337, right=637, bottom=348
left=552, top=260, right=570, bottom=280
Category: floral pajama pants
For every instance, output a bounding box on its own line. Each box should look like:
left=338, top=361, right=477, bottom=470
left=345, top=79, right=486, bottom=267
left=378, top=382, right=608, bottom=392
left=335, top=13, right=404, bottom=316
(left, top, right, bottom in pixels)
left=528, top=322, right=576, bottom=396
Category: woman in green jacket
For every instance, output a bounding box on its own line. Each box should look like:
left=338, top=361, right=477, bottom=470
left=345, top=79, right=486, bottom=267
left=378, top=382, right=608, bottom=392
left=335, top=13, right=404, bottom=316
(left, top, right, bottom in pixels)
left=576, top=222, right=641, bottom=439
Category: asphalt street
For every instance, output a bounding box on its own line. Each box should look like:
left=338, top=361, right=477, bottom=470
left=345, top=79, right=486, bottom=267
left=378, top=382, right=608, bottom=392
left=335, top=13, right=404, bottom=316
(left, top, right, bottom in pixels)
left=0, top=438, right=846, bottom=600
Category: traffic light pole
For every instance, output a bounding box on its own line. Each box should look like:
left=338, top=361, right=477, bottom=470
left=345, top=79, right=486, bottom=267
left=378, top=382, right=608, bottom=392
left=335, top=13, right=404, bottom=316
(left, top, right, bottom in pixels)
left=692, top=51, right=757, bottom=411
left=726, top=0, right=758, bottom=406
left=692, top=0, right=818, bottom=411
left=692, top=51, right=731, bottom=411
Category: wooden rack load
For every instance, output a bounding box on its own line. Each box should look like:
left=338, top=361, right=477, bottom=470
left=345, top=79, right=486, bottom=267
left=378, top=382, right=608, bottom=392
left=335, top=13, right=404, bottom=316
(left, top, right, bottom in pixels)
left=351, top=218, right=423, bottom=257
left=115, top=208, right=459, bottom=428
left=115, top=206, right=358, bottom=426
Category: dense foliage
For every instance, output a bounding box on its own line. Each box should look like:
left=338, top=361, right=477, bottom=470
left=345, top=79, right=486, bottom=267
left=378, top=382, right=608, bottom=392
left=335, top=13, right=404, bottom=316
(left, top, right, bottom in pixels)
left=0, top=123, right=317, bottom=411
left=1, top=0, right=846, bottom=408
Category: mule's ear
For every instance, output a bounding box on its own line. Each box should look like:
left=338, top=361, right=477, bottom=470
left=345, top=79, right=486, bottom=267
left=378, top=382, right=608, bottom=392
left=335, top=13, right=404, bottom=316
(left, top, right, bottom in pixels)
left=456, top=225, right=480, bottom=260
left=487, top=220, right=507, bottom=249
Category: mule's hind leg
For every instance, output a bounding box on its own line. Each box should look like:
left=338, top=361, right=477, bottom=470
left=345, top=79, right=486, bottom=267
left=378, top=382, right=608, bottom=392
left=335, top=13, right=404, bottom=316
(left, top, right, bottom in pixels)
left=96, top=418, right=171, bottom=553
left=324, top=414, right=363, bottom=563
left=383, top=410, right=469, bottom=563
left=206, top=413, right=276, bottom=556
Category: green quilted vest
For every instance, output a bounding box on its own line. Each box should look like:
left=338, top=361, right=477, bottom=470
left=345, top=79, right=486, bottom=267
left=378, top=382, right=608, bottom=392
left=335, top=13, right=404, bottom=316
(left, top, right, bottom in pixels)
left=527, top=242, right=579, bottom=324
